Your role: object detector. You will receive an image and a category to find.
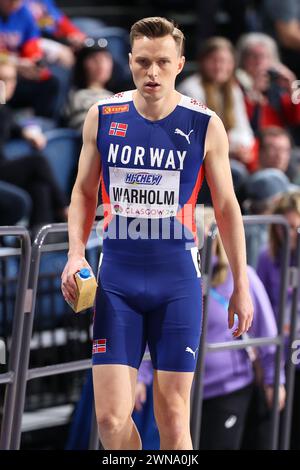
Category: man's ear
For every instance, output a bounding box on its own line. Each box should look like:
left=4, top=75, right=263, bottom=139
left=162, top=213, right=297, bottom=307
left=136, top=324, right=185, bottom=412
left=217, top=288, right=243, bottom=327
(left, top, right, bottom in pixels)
left=177, top=55, right=185, bottom=75
left=128, top=52, right=132, bottom=71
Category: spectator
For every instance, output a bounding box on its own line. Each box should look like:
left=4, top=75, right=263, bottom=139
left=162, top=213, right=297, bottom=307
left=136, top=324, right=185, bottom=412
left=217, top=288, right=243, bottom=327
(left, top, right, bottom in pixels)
left=258, top=127, right=300, bottom=184
left=262, top=0, right=300, bottom=79
left=0, top=59, right=68, bottom=231
left=24, top=0, right=87, bottom=114
left=23, top=0, right=77, bottom=70
left=0, top=0, right=59, bottom=117
left=256, top=191, right=300, bottom=449
left=65, top=44, right=113, bottom=131
left=178, top=37, right=255, bottom=168
left=136, top=208, right=285, bottom=450
left=243, top=169, right=292, bottom=216
left=0, top=0, right=42, bottom=62
left=199, top=208, right=285, bottom=449
left=25, top=0, right=86, bottom=49
left=242, top=168, right=292, bottom=267
left=236, top=32, right=300, bottom=151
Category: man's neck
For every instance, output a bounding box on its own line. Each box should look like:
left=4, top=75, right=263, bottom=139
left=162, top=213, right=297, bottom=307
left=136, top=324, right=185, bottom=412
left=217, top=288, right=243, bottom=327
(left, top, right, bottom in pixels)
left=88, top=82, right=105, bottom=90
left=133, top=89, right=181, bottom=121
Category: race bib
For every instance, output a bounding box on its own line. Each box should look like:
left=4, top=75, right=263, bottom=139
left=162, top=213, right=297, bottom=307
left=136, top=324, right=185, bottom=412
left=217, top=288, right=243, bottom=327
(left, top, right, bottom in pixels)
left=109, top=167, right=180, bottom=218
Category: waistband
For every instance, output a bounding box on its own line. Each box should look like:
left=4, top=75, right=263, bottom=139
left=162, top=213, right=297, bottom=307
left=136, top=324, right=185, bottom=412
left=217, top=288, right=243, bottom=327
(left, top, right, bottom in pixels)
left=101, top=245, right=199, bottom=265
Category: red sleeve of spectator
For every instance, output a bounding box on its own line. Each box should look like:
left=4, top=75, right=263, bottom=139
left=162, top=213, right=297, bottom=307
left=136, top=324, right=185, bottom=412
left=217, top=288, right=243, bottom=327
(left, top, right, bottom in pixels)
left=21, top=37, right=43, bottom=61
left=55, top=15, right=85, bottom=39
left=280, top=92, right=300, bottom=126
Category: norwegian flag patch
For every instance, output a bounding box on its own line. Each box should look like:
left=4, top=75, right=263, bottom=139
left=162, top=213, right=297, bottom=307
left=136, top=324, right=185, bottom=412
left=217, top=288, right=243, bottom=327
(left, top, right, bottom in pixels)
left=109, top=122, right=128, bottom=137
left=93, top=339, right=107, bottom=354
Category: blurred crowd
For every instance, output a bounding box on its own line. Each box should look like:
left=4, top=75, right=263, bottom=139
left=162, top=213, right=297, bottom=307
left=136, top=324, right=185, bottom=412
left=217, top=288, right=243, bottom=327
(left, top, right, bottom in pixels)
left=1, top=1, right=300, bottom=234
left=0, top=0, right=120, bottom=235
left=1, top=0, right=300, bottom=450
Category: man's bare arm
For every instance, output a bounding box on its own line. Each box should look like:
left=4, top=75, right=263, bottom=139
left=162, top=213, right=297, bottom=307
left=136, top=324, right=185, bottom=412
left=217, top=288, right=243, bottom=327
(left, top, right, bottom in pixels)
left=61, top=104, right=101, bottom=302
left=68, top=104, right=101, bottom=256
left=204, top=114, right=253, bottom=336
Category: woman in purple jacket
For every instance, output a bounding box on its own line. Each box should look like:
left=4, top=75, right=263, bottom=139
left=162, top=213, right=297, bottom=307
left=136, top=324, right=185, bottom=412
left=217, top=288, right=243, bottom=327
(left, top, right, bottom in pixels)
left=257, top=191, right=300, bottom=449
left=136, top=209, right=285, bottom=450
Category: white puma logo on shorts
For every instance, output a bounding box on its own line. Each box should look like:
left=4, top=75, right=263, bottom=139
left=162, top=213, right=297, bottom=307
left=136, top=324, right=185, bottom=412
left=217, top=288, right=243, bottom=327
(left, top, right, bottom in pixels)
left=185, top=346, right=198, bottom=359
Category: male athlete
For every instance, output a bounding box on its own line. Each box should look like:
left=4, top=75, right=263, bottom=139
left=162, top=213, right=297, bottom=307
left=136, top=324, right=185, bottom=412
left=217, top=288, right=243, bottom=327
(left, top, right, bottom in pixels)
left=61, top=17, right=253, bottom=450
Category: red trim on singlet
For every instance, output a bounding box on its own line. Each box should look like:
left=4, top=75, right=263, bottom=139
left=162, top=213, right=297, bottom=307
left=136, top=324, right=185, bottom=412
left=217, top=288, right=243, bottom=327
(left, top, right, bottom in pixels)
left=101, top=170, right=113, bottom=232
left=176, top=164, right=205, bottom=244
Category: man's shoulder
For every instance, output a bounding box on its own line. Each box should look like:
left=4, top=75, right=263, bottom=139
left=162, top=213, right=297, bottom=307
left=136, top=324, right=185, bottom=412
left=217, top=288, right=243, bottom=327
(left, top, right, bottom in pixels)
left=178, top=93, right=215, bottom=117
left=95, top=90, right=134, bottom=108
left=84, top=90, right=132, bottom=131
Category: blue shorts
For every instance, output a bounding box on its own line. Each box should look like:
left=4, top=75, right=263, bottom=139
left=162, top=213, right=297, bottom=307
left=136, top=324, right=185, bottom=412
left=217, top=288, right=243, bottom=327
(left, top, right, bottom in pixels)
left=92, top=247, right=202, bottom=372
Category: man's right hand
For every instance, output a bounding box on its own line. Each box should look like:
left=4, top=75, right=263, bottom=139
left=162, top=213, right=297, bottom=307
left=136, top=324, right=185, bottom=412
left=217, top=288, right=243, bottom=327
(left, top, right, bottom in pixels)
left=61, top=255, right=92, bottom=304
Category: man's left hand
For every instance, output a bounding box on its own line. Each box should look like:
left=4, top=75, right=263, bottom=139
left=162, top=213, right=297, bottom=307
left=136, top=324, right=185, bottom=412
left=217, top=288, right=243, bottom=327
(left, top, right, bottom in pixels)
left=228, top=288, right=254, bottom=337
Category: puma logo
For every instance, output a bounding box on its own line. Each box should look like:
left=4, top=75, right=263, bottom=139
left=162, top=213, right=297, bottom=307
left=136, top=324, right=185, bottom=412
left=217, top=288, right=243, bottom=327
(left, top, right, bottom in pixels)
left=185, top=346, right=198, bottom=359
left=224, top=415, right=237, bottom=429
left=175, top=128, right=194, bottom=144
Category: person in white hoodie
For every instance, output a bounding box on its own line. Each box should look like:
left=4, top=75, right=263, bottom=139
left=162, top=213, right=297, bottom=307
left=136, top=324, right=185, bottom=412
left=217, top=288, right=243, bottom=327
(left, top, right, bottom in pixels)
left=178, top=36, right=255, bottom=168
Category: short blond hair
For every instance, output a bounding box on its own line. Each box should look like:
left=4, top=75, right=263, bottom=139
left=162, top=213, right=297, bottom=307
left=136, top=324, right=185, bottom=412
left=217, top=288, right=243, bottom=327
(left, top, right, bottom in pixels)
left=130, top=16, right=185, bottom=56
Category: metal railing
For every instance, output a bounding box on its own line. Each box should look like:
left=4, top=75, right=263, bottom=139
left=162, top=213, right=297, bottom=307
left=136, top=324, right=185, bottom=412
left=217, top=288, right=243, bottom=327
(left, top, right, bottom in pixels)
left=7, top=222, right=100, bottom=450
left=0, top=217, right=298, bottom=450
left=0, top=227, right=31, bottom=449
left=191, top=215, right=291, bottom=450
left=280, top=229, right=300, bottom=449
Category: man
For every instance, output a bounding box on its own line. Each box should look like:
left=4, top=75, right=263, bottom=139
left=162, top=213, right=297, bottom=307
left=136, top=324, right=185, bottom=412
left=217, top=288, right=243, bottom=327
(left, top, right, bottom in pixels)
left=258, top=126, right=300, bottom=184
left=24, top=0, right=85, bottom=47
left=0, top=0, right=41, bottom=61
left=61, top=17, right=253, bottom=450
left=0, top=59, right=68, bottom=229
left=0, top=0, right=60, bottom=117
left=24, top=0, right=86, bottom=68
left=242, top=168, right=291, bottom=267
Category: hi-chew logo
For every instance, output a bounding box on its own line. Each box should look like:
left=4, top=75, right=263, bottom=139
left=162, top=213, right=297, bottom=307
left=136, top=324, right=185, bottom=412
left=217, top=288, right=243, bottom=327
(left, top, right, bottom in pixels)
left=93, top=339, right=107, bottom=353
left=109, top=122, right=128, bottom=137
left=125, top=172, right=162, bottom=185
left=103, top=104, right=129, bottom=114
